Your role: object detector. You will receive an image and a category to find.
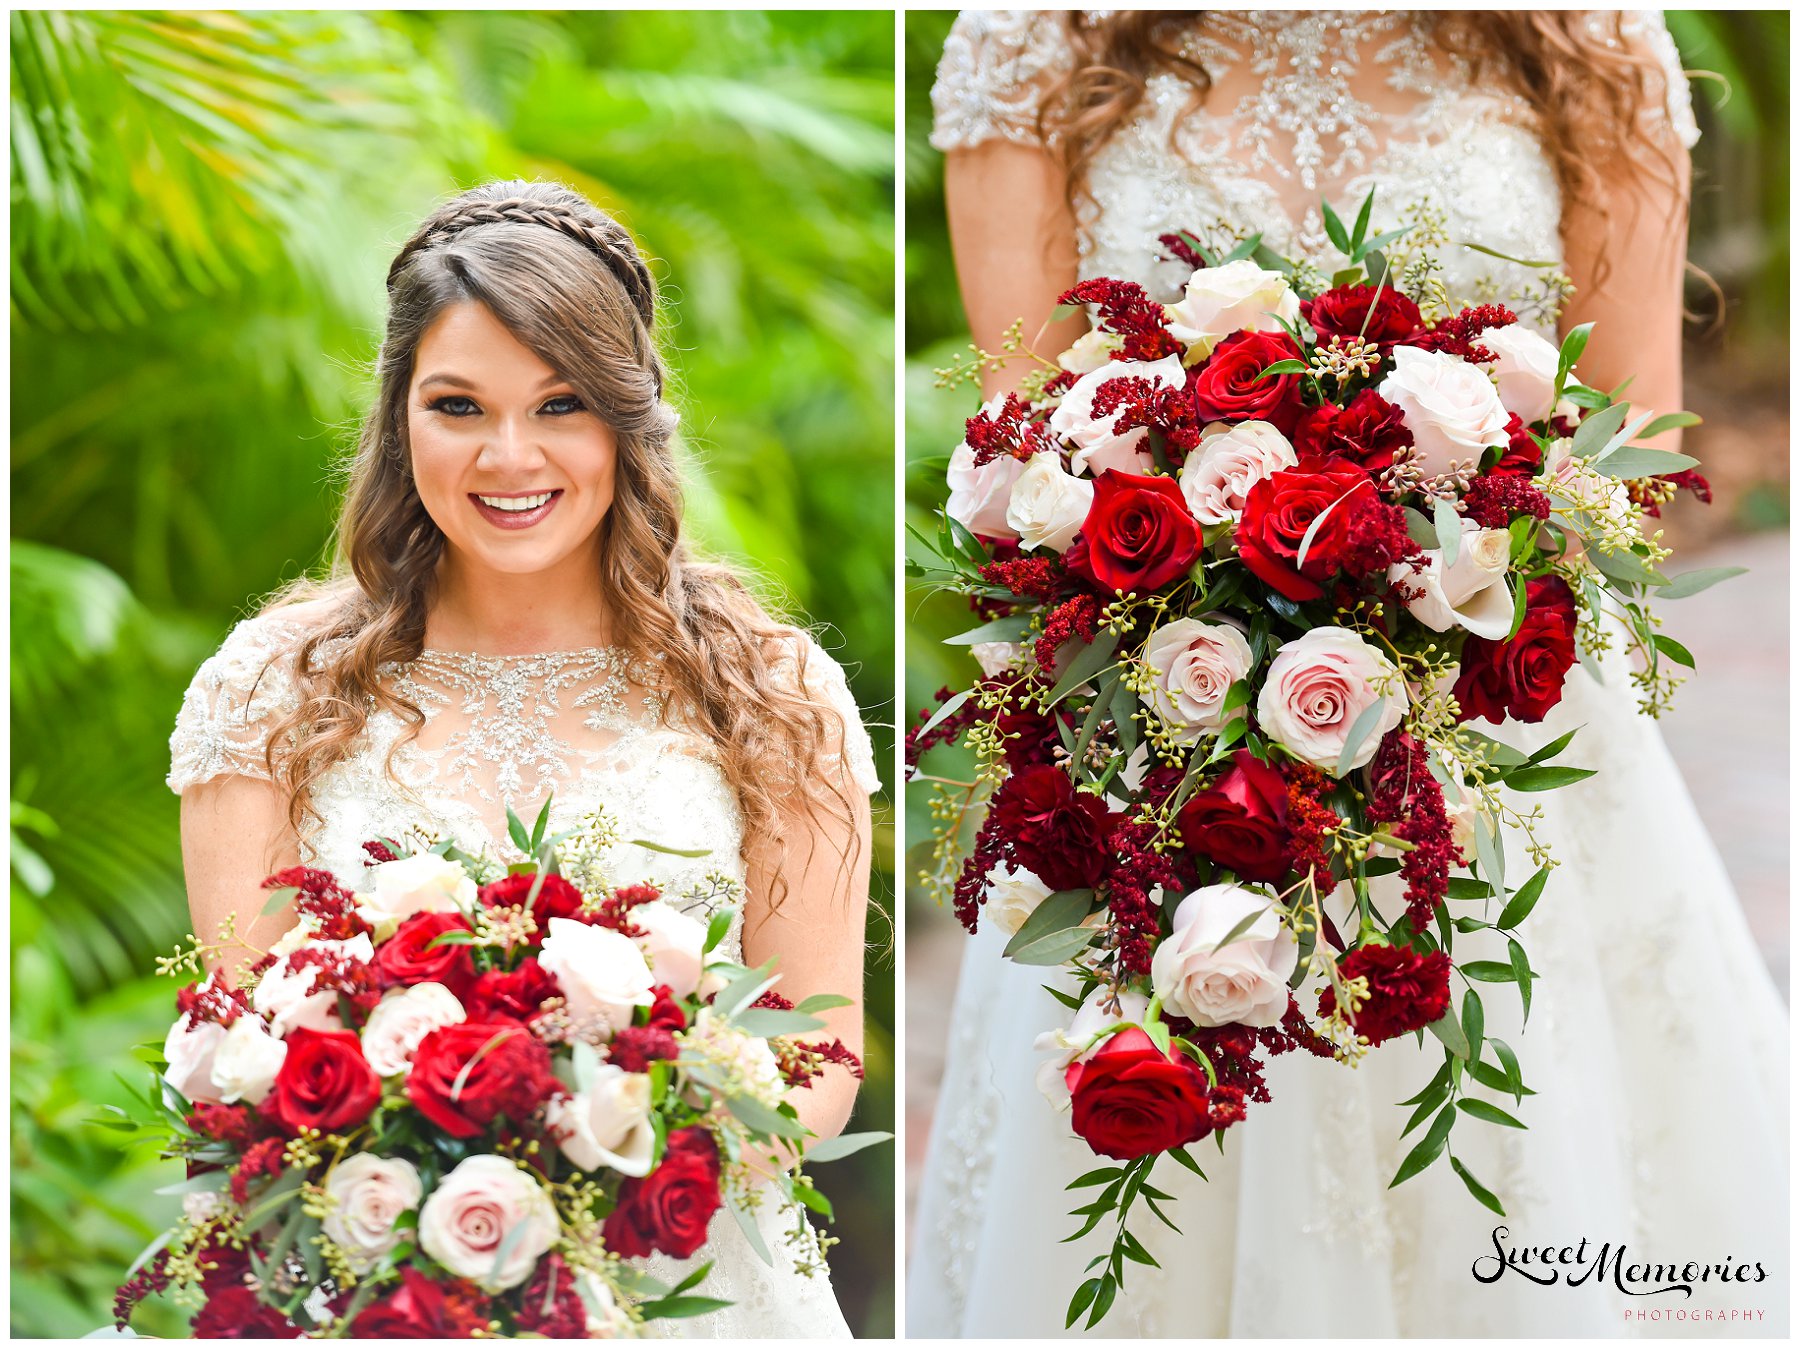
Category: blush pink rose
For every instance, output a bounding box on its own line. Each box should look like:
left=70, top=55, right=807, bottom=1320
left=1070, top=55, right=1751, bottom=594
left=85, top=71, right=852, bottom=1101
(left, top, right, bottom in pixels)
left=1255, top=626, right=1405, bottom=771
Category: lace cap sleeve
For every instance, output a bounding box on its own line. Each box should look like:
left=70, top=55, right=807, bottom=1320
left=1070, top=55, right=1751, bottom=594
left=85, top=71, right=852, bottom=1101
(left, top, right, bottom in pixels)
left=168, top=611, right=308, bottom=793
left=1616, top=11, right=1701, bottom=150
left=778, top=632, right=883, bottom=797
left=929, top=10, right=1074, bottom=153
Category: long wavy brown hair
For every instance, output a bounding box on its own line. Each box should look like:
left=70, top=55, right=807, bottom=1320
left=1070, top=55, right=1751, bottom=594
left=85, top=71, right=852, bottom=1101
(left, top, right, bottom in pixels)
left=260, top=179, right=858, bottom=900
left=1036, top=11, right=1687, bottom=284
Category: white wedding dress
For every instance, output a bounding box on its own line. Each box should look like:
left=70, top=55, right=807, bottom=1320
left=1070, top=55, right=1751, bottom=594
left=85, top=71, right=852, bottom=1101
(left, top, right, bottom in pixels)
left=912, top=11, right=1788, bottom=1338
left=168, top=606, right=881, bottom=1339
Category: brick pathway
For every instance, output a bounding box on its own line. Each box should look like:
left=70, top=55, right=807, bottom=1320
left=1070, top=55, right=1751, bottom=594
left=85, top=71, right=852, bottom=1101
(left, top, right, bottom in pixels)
left=902, top=529, right=1790, bottom=1248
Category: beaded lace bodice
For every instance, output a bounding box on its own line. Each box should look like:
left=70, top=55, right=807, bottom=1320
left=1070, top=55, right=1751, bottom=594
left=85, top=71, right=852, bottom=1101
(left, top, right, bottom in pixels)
left=168, top=611, right=881, bottom=964
left=931, top=10, right=1697, bottom=331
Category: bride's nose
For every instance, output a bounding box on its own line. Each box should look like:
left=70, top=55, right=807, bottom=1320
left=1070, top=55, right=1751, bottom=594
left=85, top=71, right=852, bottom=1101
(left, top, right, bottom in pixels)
left=475, top=413, right=546, bottom=472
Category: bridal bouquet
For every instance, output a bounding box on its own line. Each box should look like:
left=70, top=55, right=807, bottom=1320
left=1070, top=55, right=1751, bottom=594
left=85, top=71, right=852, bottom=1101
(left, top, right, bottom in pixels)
left=111, top=803, right=882, bottom=1338
left=909, top=194, right=1725, bottom=1328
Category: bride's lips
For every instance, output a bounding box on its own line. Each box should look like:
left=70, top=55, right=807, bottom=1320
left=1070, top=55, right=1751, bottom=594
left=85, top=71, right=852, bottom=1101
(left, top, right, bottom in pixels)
left=469, top=490, right=563, bottom=530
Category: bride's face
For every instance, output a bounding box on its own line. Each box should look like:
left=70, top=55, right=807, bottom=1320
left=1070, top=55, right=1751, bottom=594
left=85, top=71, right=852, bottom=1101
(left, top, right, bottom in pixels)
left=406, top=300, right=617, bottom=580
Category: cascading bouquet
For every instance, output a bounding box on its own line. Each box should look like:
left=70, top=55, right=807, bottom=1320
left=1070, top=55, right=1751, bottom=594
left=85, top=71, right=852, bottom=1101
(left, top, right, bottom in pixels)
left=908, top=193, right=1730, bottom=1329
left=109, top=801, right=884, bottom=1338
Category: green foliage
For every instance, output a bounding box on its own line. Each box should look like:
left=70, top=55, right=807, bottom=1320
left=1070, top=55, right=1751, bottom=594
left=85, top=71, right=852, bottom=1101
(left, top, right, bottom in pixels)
left=11, top=10, right=893, bottom=1336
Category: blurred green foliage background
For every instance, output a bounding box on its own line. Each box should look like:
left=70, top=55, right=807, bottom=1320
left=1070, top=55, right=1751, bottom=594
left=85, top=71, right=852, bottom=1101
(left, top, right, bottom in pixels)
left=902, top=7, right=1791, bottom=869
left=11, top=10, right=894, bottom=1337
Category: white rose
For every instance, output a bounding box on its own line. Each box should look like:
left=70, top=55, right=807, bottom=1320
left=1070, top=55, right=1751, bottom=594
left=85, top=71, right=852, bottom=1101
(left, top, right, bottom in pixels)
left=1142, top=618, right=1254, bottom=743
left=1545, top=438, right=1637, bottom=533
left=252, top=934, right=374, bottom=1037
left=538, top=918, right=654, bottom=1041
left=969, top=641, right=1021, bottom=677
left=1005, top=451, right=1094, bottom=552
left=1151, top=884, right=1298, bottom=1028
left=323, top=1153, right=423, bottom=1270
left=576, top=1272, right=636, bottom=1339
left=1179, top=420, right=1298, bottom=525
left=1442, top=774, right=1483, bottom=862
left=183, top=1190, right=225, bottom=1226
left=946, top=396, right=1024, bottom=540
left=357, top=853, right=476, bottom=935
left=1391, top=518, right=1515, bottom=640
left=546, top=1064, right=655, bottom=1177
left=209, top=1015, right=287, bottom=1105
left=1050, top=355, right=1186, bottom=477
left=269, top=915, right=321, bottom=958
left=163, top=1014, right=226, bottom=1107
left=1164, top=260, right=1301, bottom=361
left=1256, top=626, right=1405, bottom=771
left=1058, top=328, right=1122, bottom=374
left=361, top=983, right=466, bottom=1078
left=1032, top=985, right=1150, bottom=1108
left=1478, top=324, right=1560, bottom=424
left=418, top=1155, right=558, bottom=1292
left=628, top=901, right=707, bottom=1000
left=684, top=1008, right=786, bottom=1104
left=985, top=863, right=1053, bottom=937
left=1378, top=345, right=1511, bottom=478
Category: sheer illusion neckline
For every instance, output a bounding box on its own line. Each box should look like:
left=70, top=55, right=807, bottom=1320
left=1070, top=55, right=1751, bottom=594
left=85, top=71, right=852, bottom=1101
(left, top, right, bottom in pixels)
left=407, top=644, right=632, bottom=665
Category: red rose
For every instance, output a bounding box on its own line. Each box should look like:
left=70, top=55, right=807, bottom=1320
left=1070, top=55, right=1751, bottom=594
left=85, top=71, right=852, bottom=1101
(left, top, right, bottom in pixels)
left=1236, top=461, right=1378, bottom=601
left=265, top=1027, right=379, bottom=1135
left=1071, top=470, right=1202, bottom=595
left=1301, top=283, right=1422, bottom=351
left=1066, top=1027, right=1212, bottom=1160
left=406, top=1021, right=557, bottom=1139
left=1489, top=412, right=1545, bottom=478
left=1292, top=389, right=1414, bottom=473
left=1190, top=329, right=1307, bottom=434
left=1318, top=943, right=1452, bottom=1045
left=478, top=872, right=588, bottom=933
left=603, top=1127, right=723, bottom=1259
left=350, top=1267, right=488, bottom=1339
left=465, top=958, right=562, bottom=1025
left=191, top=1285, right=300, bottom=1339
left=1177, top=751, right=1291, bottom=882
left=1453, top=575, right=1578, bottom=724
left=645, top=984, right=688, bottom=1031
left=372, top=911, right=477, bottom=998
left=989, top=764, right=1116, bottom=892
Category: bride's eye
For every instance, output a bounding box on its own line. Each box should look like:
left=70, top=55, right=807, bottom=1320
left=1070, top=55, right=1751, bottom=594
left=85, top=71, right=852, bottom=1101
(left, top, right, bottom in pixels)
left=540, top=394, right=585, bottom=416
left=426, top=395, right=479, bottom=417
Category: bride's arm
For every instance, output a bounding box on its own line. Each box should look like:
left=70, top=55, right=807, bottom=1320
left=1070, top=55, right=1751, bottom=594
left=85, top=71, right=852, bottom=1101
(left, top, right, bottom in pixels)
left=740, top=782, right=874, bottom=1147
left=1557, top=81, right=1693, bottom=453
left=180, top=775, right=301, bottom=975
left=944, top=139, right=1087, bottom=401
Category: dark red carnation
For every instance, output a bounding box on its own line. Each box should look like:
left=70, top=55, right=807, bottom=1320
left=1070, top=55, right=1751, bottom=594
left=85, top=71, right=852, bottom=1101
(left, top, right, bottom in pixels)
left=350, top=1267, right=488, bottom=1338
left=1302, top=283, right=1422, bottom=351
left=1293, top=389, right=1414, bottom=473
left=477, top=872, right=587, bottom=933
left=1453, top=575, right=1578, bottom=724
left=1067, top=1027, right=1212, bottom=1160
left=1490, top=413, right=1545, bottom=477
left=517, top=1255, right=588, bottom=1338
left=1236, top=461, right=1379, bottom=600
left=406, top=1022, right=557, bottom=1139
left=1318, top=943, right=1453, bottom=1045
left=1190, top=329, right=1307, bottom=434
left=191, top=1285, right=299, bottom=1338
left=989, top=764, right=1116, bottom=892
left=372, top=911, right=477, bottom=999
left=1177, top=750, right=1291, bottom=882
left=465, top=958, right=562, bottom=1025
left=608, top=1024, right=681, bottom=1073
left=603, top=1127, right=724, bottom=1259
left=264, top=1028, right=379, bottom=1135
left=1069, top=469, right=1202, bottom=595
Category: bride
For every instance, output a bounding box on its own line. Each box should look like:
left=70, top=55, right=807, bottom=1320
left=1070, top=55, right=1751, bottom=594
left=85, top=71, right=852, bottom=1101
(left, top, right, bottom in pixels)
left=912, top=11, right=1786, bottom=1337
left=168, top=179, right=879, bottom=1339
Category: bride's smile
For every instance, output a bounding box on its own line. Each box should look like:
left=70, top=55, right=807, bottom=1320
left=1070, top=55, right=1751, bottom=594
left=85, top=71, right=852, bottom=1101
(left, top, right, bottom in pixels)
left=408, top=298, right=617, bottom=579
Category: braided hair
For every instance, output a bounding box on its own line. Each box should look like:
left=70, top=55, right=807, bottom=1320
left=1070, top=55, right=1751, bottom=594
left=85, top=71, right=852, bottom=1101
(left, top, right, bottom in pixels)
left=260, top=179, right=860, bottom=906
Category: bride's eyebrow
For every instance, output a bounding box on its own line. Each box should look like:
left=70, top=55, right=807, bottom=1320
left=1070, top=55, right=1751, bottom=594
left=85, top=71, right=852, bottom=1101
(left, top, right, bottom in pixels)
left=417, top=372, right=571, bottom=392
